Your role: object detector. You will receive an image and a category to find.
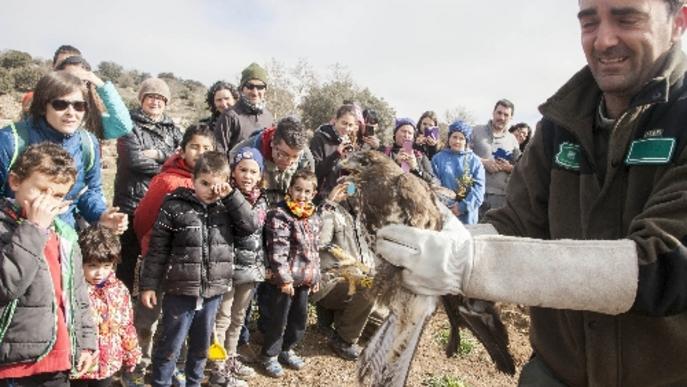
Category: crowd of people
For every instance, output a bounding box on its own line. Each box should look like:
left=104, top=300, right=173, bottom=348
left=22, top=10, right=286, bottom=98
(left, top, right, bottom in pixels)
left=1, top=0, right=687, bottom=386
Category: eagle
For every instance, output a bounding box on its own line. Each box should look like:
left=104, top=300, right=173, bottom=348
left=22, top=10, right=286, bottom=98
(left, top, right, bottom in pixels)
left=339, top=150, right=514, bottom=387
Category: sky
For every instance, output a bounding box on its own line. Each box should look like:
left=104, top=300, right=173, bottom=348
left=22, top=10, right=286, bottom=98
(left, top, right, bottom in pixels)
left=0, top=0, right=678, bottom=128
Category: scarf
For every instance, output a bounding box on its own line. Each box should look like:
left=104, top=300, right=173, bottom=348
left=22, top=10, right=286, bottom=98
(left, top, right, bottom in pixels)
left=239, top=95, right=265, bottom=115
left=284, top=194, right=315, bottom=219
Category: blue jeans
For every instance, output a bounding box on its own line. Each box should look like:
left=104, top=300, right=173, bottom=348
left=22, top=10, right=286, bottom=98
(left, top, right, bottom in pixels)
left=151, top=294, right=221, bottom=387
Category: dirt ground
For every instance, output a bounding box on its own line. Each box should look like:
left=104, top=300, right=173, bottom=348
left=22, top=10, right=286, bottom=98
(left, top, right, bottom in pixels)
left=238, top=303, right=531, bottom=387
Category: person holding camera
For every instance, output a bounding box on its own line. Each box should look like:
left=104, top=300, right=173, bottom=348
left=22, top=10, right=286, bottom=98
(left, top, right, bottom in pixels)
left=309, top=104, right=361, bottom=203
left=383, top=118, right=439, bottom=185
left=415, top=110, right=441, bottom=159
left=359, top=108, right=382, bottom=151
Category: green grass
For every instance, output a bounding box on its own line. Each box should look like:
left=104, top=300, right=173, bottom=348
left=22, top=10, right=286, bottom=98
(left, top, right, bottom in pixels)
left=422, top=374, right=468, bottom=387
left=434, top=327, right=476, bottom=356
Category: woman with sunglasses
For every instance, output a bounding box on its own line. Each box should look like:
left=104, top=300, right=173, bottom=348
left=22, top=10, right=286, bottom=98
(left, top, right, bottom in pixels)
left=0, top=71, right=127, bottom=232
left=214, top=63, right=274, bottom=155
left=113, top=77, right=182, bottom=291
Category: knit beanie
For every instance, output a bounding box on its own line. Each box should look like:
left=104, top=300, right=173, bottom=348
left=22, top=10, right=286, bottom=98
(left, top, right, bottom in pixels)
left=138, top=78, right=171, bottom=104
left=448, top=120, right=473, bottom=143
left=240, top=63, right=268, bottom=87
left=393, top=117, right=417, bottom=136
left=231, top=147, right=264, bottom=172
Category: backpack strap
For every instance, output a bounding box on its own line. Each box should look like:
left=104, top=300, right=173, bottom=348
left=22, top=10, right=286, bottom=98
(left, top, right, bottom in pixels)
left=78, top=130, right=95, bottom=173
left=9, top=121, right=29, bottom=172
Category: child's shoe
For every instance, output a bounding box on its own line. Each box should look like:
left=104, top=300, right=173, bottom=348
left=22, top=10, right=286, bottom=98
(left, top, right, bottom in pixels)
left=261, top=356, right=285, bottom=378
left=227, top=355, right=256, bottom=379
left=121, top=364, right=146, bottom=387
left=171, top=367, right=186, bottom=387
left=278, top=350, right=305, bottom=370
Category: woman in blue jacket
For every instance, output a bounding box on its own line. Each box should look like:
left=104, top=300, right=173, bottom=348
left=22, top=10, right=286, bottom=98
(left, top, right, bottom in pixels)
left=0, top=71, right=127, bottom=232
left=431, top=120, right=485, bottom=224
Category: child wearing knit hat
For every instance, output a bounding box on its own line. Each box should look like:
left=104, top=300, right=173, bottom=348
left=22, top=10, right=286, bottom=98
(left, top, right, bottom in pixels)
left=209, top=147, right=268, bottom=386
left=430, top=120, right=486, bottom=225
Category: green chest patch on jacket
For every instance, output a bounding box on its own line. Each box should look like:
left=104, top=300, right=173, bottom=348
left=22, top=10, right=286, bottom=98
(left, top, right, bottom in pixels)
left=625, top=137, right=676, bottom=165
left=555, top=142, right=582, bottom=170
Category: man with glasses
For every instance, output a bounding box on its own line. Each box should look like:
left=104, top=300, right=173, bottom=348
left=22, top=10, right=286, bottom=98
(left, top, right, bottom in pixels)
left=230, top=117, right=314, bottom=207
left=214, top=63, right=275, bottom=153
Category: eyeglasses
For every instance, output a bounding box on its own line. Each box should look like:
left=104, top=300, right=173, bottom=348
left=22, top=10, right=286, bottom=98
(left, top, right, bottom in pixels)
left=244, top=83, right=266, bottom=91
left=273, top=145, right=301, bottom=162
left=50, top=99, right=88, bottom=112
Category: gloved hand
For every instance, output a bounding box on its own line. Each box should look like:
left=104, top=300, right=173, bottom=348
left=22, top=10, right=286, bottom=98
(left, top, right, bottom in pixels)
left=375, top=206, right=473, bottom=296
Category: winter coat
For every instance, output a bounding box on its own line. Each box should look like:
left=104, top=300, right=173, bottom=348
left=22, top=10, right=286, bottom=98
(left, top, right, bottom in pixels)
left=80, top=273, right=141, bottom=380
left=472, top=122, right=521, bottom=196
left=133, top=154, right=194, bottom=256
left=311, top=199, right=374, bottom=303
left=0, top=117, right=106, bottom=227
left=140, top=187, right=259, bottom=298
left=230, top=128, right=315, bottom=207
left=113, top=109, right=182, bottom=215
left=214, top=98, right=274, bottom=155
left=265, top=202, right=321, bottom=288
left=384, top=144, right=439, bottom=185
left=0, top=199, right=96, bottom=366
left=485, top=45, right=687, bottom=387
left=431, top=149, right=485, bottom=224
left=309, top=124, right=345, bottom=202
left=232, top=193, right=268, bottom=285
left=97, top=81, right=133, bottom=140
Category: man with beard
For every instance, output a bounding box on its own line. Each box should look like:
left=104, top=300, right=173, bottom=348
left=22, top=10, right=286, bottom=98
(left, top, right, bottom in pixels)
left=471, top=99, right=521, bottom=219
left=374, top=0, right=687, bottom=385
left=214, top=63, right=275, bottom=154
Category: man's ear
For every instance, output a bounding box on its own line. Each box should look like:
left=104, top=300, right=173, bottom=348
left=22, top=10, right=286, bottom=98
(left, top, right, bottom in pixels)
left=671, top=6, right=687, bottom=43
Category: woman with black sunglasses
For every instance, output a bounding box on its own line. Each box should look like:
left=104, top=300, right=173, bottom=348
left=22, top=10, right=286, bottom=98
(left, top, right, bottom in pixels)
left=0, top=71, right=128, bottom=233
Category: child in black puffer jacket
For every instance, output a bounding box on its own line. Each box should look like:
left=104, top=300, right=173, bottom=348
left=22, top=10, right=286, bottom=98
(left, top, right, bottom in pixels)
left=139, top=151, right=258, bottom=387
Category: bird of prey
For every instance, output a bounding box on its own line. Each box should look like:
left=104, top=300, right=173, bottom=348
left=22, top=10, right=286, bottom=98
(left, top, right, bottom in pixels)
left=339, top=150, right=514, bottom=387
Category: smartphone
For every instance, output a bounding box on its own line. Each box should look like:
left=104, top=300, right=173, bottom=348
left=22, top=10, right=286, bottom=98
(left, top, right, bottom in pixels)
left=401, top=140, right=413, bottom=172
left=365, top=124, right=376, bottom=137
left=424, top=126, right=439, bottom=141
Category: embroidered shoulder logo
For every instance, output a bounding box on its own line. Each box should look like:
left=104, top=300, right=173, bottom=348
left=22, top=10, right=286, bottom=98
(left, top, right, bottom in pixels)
left=555, top=142, right=581, bottom=170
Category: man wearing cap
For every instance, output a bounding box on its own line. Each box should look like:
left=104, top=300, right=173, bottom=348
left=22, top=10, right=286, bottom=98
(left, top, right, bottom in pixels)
left=375, top=1, right=687, bottom=385
left=471, top=99, right=521, bottom=219
left=114, top=77, right=182, bottom=290
left=214, top=63, right=275, bottom=155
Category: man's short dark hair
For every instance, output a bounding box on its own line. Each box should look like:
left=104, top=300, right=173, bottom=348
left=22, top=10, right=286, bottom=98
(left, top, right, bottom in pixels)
left=79, top=225, right=121, bottom=264
left=181, top=123, right=216, bottom=150
left=494, top=99, right=515, bottom=116
left=273, top=117, right=307, bottom=150
left=52, top=45, right=81, bottom=66
left=54, top=55, right=91, bottom=71
left=193, top=151, right=230, bottom=179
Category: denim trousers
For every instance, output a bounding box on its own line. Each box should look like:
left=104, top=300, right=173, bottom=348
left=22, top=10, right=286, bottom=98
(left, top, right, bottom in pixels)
left=151, top=294, right=221, bottom=387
